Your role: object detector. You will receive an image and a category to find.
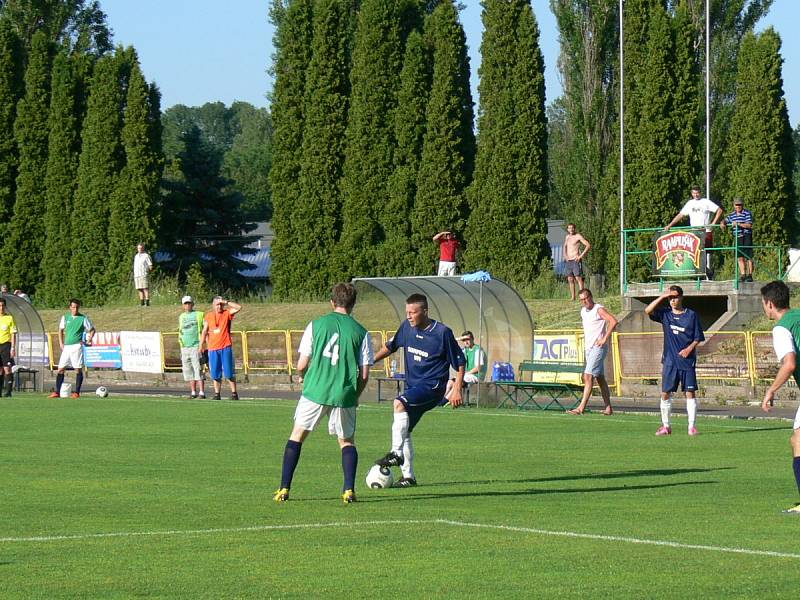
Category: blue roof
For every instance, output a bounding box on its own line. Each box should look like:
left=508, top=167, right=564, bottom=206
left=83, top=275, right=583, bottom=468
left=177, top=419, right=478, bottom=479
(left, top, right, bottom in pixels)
left=237, top=248, right=271, bottom=279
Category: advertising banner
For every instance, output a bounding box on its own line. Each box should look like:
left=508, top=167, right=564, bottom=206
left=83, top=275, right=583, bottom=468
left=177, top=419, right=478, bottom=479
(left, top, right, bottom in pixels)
left=120, top=331, right=163, bottom=374
left=531, top=334, right=583, bottom=385
left=16, top=332, right=49, bottom=367
left=85, top=331, right=122, bottom=369
left=653, top=230, right=705, bottom=277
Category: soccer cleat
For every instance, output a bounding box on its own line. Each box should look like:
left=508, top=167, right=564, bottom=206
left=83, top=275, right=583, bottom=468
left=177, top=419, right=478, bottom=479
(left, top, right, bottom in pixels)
left=655, top=425, right=672, bottom=436
left=375, top=451, right=404, bottom=468
left=393, top=477, right=417, bottom=488
left=190, top=394, right=197, bottom=399
left=273, top=488, right=290, bottom=502
left=70, top=392, right=80, bottom=399
left=688, top=426, right=699, bottom=436
left=213, top=393, right=221, bottom=401
left=48, top=392, right=59, bottom=398
left=782, top=502, right=800, bottom=515
left=231, top=392, right=239, bottom=401
left=342, top=489, right=356, bottom=504
left=198, top=393, right=206, bottom=399
left=4, top=390, right=11, bottom=397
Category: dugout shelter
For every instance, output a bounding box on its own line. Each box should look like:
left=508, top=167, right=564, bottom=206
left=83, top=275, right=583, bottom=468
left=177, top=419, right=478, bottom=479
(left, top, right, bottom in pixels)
left=2, top=293, right=47, bottom=391
left=352, top=276, right=533, bottom=377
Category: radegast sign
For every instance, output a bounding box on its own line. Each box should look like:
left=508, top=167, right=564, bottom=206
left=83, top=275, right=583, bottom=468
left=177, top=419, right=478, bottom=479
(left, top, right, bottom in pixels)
left=653, top=230, right=705, bottom=277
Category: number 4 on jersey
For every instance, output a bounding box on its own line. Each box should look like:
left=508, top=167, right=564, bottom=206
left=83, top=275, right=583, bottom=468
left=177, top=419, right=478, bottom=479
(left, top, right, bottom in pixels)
left=323, top=333, right=340, bottom=365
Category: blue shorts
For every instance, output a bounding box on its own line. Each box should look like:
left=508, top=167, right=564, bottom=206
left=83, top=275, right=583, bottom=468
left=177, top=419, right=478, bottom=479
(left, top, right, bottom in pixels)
left=398, top=385, right=445, bottom=433
left=209, top=346, right=235, bottom=380
left=584, top=345, right=608, bottom=377
left=662, top=363, right=697, bottom=394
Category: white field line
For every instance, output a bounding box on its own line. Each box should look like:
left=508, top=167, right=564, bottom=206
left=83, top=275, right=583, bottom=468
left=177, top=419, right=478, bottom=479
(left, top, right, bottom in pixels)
left=1, top=518, right=799, bottom=560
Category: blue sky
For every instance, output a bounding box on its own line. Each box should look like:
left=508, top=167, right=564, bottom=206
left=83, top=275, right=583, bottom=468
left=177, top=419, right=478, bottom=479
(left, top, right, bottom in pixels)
left=101, top=0, right=798, bottom=127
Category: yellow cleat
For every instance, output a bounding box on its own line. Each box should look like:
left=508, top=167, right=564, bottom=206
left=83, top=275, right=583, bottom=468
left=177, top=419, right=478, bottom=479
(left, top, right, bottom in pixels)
left=782, top=502, right=800, bottom=514
left=342, top=489, right=356, bottom=504
left=273, top=488, right=289, bottom=502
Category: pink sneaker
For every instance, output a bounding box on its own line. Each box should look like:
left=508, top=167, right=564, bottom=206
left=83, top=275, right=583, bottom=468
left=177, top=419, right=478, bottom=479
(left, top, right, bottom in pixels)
left=655, top=425, right=672, bottom=436
left=688, top=426, right=699, bottom=436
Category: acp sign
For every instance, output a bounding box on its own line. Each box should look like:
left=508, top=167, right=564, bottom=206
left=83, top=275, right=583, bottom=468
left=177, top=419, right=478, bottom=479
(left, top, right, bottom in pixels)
left=653, top=230, right=705, bottom=277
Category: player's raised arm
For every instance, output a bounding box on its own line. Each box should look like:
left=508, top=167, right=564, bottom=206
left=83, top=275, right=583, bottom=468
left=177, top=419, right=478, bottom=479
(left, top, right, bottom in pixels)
left=225, top=300, right=242, bottom=316
left=644, top=291, right=672, bottom=316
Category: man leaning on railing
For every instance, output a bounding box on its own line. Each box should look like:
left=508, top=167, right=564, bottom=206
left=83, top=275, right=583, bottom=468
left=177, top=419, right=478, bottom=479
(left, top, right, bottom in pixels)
left=664, top=184, right=723, bottom=280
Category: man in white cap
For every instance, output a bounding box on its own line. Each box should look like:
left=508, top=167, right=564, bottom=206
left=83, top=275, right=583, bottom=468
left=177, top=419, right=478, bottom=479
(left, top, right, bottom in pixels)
left=178, top=295, right=206, bottom=399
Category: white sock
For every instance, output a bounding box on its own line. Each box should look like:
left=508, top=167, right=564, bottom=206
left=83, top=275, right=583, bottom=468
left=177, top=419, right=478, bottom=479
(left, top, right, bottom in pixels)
left=660, top=398, right=672, bottom=427
left=687, top=397, right=698, bottom=428
left=400, top=435, right=415, bottom=480
left=391, top=411, right=409, bottom=455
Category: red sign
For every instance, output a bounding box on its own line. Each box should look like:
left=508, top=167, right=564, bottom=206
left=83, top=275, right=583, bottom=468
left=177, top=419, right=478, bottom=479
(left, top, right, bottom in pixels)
left=654, top=231, right=702, bottom=271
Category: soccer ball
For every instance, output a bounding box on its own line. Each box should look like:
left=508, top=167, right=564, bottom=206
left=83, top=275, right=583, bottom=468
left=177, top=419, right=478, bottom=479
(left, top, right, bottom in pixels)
left=95, top=386, right=109, bottom=398
left=365, top=464, right=394, bottom=489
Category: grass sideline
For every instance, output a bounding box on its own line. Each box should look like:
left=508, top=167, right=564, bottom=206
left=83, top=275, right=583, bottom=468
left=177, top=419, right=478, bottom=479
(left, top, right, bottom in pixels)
left=1, top=393, right=798, bottom=597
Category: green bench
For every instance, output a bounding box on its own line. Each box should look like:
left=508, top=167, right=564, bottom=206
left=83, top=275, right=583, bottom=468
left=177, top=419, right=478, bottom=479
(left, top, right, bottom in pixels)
left=494, top=360, right=584, bottom=410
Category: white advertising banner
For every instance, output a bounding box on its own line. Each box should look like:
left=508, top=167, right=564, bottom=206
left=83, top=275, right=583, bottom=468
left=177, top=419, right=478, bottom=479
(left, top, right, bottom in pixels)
left=120, top=331, right=163, bottom=374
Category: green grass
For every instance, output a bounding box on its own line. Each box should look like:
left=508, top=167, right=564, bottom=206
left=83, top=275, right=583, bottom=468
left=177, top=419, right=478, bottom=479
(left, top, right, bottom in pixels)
left=1, top=394, right=798, bottom=598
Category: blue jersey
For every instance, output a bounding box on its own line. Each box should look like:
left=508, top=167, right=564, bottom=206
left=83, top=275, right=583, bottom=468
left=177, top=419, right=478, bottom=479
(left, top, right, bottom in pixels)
left=725, top=209, right=753, bottom=238
left=649, top=307, right=704, bottom=370
left=387, top=319, right=465, bottom=391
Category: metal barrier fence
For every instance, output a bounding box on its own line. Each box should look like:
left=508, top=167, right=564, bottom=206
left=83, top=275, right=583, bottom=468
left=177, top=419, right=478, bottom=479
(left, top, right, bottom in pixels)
left=44, top=329, right=779, bottom=389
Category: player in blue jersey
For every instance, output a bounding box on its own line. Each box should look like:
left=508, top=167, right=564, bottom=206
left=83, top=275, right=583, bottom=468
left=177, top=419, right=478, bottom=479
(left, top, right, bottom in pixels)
left=645, top=285, right=705, bottom=436
left=372, top=293, right=466, bottom=487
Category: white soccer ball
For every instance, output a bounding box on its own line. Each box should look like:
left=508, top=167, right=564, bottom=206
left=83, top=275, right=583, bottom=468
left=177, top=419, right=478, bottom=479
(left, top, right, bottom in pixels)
left=365, top=464, right=394, bottom=489
left=95, top=386, right=109, bottom=398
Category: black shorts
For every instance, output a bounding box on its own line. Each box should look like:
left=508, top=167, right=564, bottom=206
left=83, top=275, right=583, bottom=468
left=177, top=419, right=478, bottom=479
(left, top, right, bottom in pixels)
left=737, top=233, right=753, bottom=260
left=0, top=342, right=13, bottom=367
left=565, top=260, right=583, bottom=277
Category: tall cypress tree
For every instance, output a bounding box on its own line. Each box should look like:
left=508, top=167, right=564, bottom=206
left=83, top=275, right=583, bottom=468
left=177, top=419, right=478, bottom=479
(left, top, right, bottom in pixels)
left=6, top=30, right=51, bottom=292
left=291, top=0, right=353, bottom=297
left=464, top=0, right=549, bottom=285
left=726, top=28, right=795, bottom=255
left=105, top=51, right=162, bottom=296
left=0, top=21, right=22, bottom=241
left=69, top=50, right=124, bottom=303
left=383, top=29, right=431, bottom=276
left=40, top=51, right=89, bottom=306
left=336, top=0, right=410, bottom=280
left=411, top=0, right=475, bottom=274
left=268, top=0, right=314, bottom=298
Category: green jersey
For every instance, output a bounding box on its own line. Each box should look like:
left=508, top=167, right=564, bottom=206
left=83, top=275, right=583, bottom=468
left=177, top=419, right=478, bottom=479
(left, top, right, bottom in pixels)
left=464, top=344, right=487, bottom=380
left=300, top=312, right=372, bottom=408
left=178, top=310, right=204, bottom=348
left=775, top=309, right=800, bottom=385
left=60, top=312, right=93, bottom=345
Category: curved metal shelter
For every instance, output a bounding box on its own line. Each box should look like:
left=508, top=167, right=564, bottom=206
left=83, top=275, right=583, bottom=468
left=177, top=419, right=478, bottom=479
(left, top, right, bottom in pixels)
left=352, top=276, right=533, bottom=371
left=2, top=293, right=47, bottom=391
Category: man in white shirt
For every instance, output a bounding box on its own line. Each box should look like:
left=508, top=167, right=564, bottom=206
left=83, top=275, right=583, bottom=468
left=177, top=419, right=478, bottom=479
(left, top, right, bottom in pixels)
left=132, top=243, right=154, bottom=307
left=568, top=288, right=617, bottom=415
left=664, top=185, right=723, bottom=280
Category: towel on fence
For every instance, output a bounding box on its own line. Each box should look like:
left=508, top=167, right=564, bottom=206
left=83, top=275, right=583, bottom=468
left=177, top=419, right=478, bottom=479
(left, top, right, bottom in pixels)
left=461, top=271, right=492, bottom=283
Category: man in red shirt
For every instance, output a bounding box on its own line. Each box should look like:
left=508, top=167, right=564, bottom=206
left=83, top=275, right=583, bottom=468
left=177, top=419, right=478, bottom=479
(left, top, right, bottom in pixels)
left=433, top=231, right=460, bottom=276
left=200, top=296, right=242, bottom=400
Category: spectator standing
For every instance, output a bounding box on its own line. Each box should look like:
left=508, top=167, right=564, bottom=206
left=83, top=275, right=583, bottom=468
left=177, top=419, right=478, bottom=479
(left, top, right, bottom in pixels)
left=664, top=185, right=723, bottom=279
left=433, top=231, right=460, bottom=276
left=568, top=288, right=617, bottom=415
left=178, top=295, right=206, bottom=399
left=200, top=296, right=241, bottom=400
left=49, top=299, right=95, bottom=399
left=722, top=198, right=754, bottom=282
left=133, top=243, right=153, bottom=306
left=563, top=223, right=591, bottom=301
left=273, top=283, right=373, bottom=504
left=0, top=297, right=17, bottom=397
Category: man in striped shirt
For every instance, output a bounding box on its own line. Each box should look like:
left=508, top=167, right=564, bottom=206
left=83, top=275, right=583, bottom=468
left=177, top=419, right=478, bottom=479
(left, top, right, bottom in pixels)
left=722, top=198, right=753, bottom=282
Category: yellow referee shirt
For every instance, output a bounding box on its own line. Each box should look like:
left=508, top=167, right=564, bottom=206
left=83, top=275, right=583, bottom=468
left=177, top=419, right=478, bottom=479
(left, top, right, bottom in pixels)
left=0, top=314, right=17, bottom=344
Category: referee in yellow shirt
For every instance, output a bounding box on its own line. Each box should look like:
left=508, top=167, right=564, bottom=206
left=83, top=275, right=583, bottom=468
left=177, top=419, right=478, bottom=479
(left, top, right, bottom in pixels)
left=0, top=297, right=17, bottom=397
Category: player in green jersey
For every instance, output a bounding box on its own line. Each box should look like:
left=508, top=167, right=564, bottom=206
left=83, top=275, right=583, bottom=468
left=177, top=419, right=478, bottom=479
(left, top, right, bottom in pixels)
left=50, top=299, right=95, bottom=399
left=178, top=295, right=206, bottom=399
left=274, top=283, right=373, bottom=504
left=760, top=280, right=800, bottom=514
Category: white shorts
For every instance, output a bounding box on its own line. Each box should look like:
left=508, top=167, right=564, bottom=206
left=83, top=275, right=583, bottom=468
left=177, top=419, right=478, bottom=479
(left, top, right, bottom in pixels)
left=438, top=261, right=456, bottom=276
left=584, top=344, right=608, bottom=377
left=134, top=276, right=149, bottom=290
left=58, top=343, right=84, bottom=370
left=294, top=397, right=357, bottom=439
left=181, top=347, right=203, bottom=381
left=794, top=403, right=800, bottom=430
left=464, top=373, right=481, bottom=384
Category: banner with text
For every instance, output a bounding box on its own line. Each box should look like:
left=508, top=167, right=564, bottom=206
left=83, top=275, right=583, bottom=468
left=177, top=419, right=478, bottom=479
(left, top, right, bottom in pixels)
left=85, top=331, right=122, bottom=369
left=531, top=334, right=583, bottom=386
left=653, top=230, right=705, bottom=277
left=121, top=331, right=162, bottom=374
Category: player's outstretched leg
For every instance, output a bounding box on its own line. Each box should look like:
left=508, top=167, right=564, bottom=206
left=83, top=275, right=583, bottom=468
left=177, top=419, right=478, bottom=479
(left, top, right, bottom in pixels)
left=376, top=401, right=408, bottom=467
left=395, top=435, right=417, bottom=487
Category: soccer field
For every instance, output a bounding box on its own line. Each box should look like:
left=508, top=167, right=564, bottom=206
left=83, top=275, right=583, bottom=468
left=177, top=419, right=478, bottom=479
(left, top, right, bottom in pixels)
left=1, top=395, right=798, bottom=598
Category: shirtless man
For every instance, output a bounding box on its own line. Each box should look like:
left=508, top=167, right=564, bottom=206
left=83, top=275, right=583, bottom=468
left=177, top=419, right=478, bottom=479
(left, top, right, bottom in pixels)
left=563, top=223, right=591, bottom=301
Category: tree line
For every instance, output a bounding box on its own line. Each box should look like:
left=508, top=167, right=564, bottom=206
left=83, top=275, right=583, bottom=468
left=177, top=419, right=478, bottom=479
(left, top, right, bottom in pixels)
left=271, top=0, right=796, bottom=297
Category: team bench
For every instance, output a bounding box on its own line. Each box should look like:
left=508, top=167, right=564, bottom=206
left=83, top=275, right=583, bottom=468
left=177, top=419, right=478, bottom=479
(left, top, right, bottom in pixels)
left=494, top=360, right=584, bottom=411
